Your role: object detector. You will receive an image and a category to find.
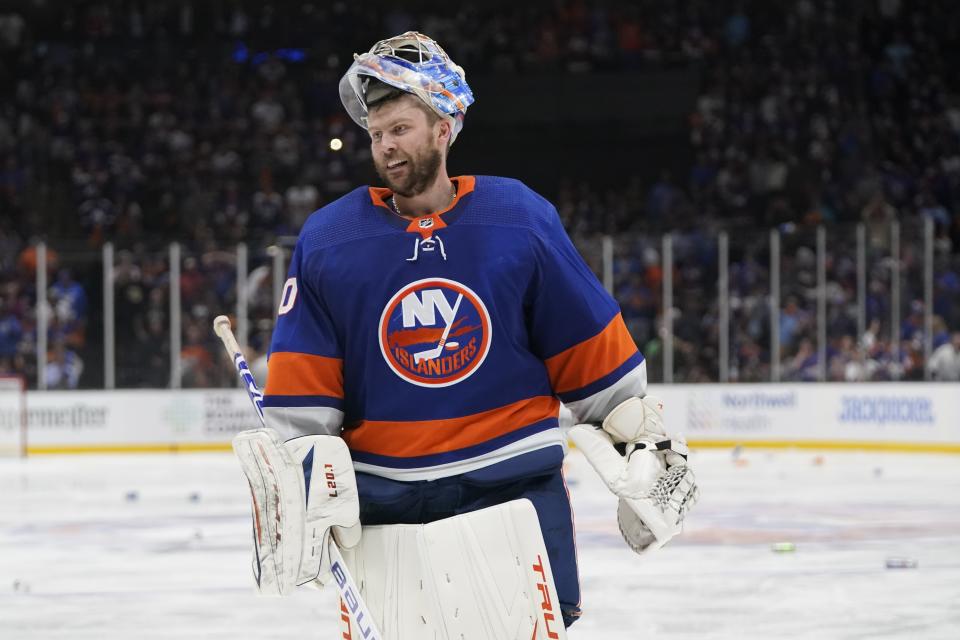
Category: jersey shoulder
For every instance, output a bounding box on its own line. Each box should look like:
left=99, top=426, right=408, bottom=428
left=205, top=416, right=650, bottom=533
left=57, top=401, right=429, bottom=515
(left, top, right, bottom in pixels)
left=465, top=176, right=564, bottom=238
left=298, top=186, right=394, bottom=254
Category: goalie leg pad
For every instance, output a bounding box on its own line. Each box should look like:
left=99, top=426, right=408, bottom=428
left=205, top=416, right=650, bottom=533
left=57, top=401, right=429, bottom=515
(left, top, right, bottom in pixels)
left=232, top=429, right=360, bottom=595
left=355, top=464, right=582, bottom=626
left=340, top=499, right=569, bottom=640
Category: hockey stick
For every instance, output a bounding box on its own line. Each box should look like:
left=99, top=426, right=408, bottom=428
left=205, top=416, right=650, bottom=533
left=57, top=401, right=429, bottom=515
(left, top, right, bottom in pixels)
left=213, top=318, right=265, bottom=424
left=412, top=292, right=463, bottom=364
left=212, top=315, right=382, bottom=640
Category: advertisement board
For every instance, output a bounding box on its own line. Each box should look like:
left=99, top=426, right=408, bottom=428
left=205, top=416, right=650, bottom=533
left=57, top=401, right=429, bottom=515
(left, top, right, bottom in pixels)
left=19, top=384, right=960, bottom=454
left=651, top=383, right=960, bottom=452
left=25, top=390, right=260, bottom=453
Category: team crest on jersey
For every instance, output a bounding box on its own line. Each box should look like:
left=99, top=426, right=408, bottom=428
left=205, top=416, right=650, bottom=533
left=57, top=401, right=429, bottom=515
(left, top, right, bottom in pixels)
left=378, top=278, right=492, bottom=387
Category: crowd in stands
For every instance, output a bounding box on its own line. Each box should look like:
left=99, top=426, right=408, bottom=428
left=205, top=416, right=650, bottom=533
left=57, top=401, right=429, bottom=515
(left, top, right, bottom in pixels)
left=554, top=0, right=960, bottom=382
left=1, top=0, right=959, bottom=388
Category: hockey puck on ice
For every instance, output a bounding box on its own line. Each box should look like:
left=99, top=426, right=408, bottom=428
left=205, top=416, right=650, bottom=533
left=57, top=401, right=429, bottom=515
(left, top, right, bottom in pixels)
left=885, top=557, right=918, bottom=569
left=125, top=490, right=139, bottom=502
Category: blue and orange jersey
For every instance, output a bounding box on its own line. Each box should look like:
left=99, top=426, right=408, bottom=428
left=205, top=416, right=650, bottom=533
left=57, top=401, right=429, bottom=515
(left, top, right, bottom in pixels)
left=264, top=175, right=647, bottom=481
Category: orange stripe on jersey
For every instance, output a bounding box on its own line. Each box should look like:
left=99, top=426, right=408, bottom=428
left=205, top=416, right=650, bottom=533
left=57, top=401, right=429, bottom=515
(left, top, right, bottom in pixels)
left=265, top=352, right=344, bottom=398
left=544, top=314, right=638, bottom=395
left=343, top=395, right=560, bottom=458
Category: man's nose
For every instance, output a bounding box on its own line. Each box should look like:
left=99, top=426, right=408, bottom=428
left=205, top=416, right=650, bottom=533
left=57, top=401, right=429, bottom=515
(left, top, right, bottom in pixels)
left=380, top=135, right=397, bottom=152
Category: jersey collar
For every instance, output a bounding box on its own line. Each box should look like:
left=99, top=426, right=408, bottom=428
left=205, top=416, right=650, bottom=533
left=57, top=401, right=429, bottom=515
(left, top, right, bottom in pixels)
left=369, top=176, right=475, bottom=235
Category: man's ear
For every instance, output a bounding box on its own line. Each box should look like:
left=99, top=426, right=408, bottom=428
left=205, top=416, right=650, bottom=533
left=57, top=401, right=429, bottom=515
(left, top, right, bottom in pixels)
left=437, top=118, right=452, bottom=146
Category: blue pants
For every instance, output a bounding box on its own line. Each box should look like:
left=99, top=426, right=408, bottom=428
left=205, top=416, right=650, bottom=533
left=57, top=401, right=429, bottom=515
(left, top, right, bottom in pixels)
left=356, top=461, right=582, bottom=627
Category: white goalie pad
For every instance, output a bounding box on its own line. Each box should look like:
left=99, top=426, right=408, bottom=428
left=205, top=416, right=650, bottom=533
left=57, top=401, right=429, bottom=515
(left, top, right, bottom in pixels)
left=232, top=429, right=360, bottom=595
left=339, top=499, right=568, bottom=640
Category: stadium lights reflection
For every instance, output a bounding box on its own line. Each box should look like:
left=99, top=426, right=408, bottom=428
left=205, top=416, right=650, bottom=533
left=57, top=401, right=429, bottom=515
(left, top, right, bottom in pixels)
left=329, top=138, right=343, bottom=151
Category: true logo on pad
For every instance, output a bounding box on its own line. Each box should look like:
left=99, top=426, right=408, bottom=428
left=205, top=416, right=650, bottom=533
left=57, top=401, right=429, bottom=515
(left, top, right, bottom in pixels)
left=378, top=278, right=491, bottom=387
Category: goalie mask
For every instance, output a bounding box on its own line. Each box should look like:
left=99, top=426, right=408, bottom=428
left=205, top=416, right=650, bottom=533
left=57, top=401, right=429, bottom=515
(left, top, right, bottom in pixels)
left=339, top=31, right=475, bottom=145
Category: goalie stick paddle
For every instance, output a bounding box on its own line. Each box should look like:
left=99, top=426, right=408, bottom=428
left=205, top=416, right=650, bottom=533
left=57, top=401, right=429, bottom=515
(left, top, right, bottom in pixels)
left=212, top=315, right=383, bottom=640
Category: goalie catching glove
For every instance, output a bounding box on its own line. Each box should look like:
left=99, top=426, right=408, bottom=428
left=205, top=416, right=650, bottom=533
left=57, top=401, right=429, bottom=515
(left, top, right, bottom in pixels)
left=232, top=429, right=361, bottom=595
left=568, top=396, right=698, bottom=554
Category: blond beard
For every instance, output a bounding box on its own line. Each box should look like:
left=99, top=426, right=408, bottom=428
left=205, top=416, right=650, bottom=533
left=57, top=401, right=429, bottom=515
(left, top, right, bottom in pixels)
left=375, top=144, right=443, bottom=197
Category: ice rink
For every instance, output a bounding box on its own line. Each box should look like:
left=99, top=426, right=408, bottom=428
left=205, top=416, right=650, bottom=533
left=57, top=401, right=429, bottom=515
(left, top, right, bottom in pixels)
left=2, top=446, right=959, bottom=639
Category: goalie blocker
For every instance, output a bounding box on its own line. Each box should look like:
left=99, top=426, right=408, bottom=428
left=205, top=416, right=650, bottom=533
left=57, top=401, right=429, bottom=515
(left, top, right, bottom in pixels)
left=232, top=429, right=362, bottom=595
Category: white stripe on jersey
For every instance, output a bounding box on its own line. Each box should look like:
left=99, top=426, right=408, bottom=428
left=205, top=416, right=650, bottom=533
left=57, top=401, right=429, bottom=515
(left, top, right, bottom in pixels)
left=563, top=360, right=647, bottom=425
left=264, top=406, right=344, bottom=440
left=352, top=429, right=566, bottom=482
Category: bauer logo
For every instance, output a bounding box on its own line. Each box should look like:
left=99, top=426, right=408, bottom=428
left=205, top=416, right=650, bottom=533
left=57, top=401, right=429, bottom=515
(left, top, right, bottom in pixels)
left=378, top=278, right=491, bottom=387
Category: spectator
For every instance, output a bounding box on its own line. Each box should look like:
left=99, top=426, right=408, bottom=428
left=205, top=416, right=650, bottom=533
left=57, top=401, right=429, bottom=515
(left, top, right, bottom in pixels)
left=49, top=269, right=88, bottom=347
left=861, top=191, right=898, bottom=252
left=929, top=331, right=960, bottom=381
left=285, top=179, right=319, bottom=229
left=0, top=295, right=23, bottom=361
left=45, top=340, right=84, bottom=389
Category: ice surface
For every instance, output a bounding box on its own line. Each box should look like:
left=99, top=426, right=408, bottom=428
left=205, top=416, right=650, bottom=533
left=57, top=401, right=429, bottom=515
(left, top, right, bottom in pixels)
left=2, top=447, right=959, bottom=639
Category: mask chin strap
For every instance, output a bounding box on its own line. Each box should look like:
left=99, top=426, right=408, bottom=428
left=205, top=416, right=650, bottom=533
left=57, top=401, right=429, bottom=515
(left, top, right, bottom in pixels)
left=406, top=234, right=447, bottom=262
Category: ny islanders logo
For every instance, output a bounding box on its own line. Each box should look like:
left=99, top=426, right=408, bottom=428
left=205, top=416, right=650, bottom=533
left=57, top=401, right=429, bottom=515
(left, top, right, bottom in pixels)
left=379, top=278, right=492, bottom=387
